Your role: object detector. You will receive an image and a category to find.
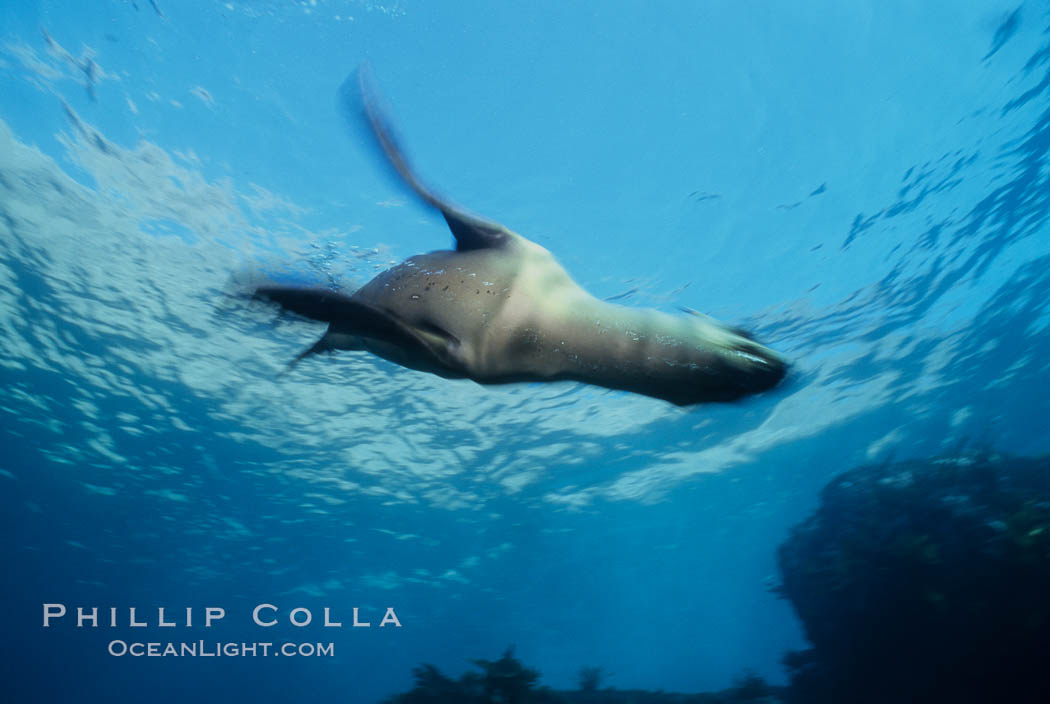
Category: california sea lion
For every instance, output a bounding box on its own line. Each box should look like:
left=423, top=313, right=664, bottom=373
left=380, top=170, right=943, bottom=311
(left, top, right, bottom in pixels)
left=250, top=68, right=787, bottom=406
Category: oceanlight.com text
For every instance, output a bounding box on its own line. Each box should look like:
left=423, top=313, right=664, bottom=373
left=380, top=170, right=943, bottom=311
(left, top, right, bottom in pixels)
left=107, top=640, right=335, bottom=657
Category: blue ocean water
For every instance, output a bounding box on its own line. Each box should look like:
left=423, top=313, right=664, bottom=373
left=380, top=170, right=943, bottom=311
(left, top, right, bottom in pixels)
left=1, top=1, right=1047, bottom=702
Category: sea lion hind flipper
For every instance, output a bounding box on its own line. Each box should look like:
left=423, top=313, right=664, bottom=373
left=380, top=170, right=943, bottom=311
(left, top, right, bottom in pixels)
left=253, top=285, right=358, bottom=323
left=283, top=333, right=338, bottom=374
left=344, top=64, right=509, bottom=252
left=355, top=310, right=465, bottom=374
left=256, top=283, right=464, bottom=374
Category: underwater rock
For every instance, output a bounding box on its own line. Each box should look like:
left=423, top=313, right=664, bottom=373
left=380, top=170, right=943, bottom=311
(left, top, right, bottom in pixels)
left=383, top=648, right=784, bottom=703
left=382, top=647, right=561, bottom=704
left=577, top=666, right=604, bottom=693
left=776, top=453, right=1050, bottom=703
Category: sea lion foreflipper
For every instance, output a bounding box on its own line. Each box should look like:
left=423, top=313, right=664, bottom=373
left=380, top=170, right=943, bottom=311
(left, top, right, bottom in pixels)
left=348, top=65, right=509, bottom=252
left=254, top=285, right=463, bottom=371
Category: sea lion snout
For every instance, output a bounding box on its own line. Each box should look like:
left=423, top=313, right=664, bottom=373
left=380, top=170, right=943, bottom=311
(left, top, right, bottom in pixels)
left=672, top=307, right=787, bottom=399
left=673, top=342, right=786, bottom=405
left=728, top=341, right=788, bottom=393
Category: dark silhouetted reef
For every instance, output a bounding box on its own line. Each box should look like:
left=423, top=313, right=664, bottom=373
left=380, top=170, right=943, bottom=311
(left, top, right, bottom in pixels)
left=384, top=453, right=1050, bottom=704
left=381, top=647, right=783, bottom=703
left=777, top=453, right=1050, bottom=703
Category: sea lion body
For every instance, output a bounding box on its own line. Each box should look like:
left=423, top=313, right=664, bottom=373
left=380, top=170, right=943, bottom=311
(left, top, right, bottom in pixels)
left=250, top=69, right=787, bottom=406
